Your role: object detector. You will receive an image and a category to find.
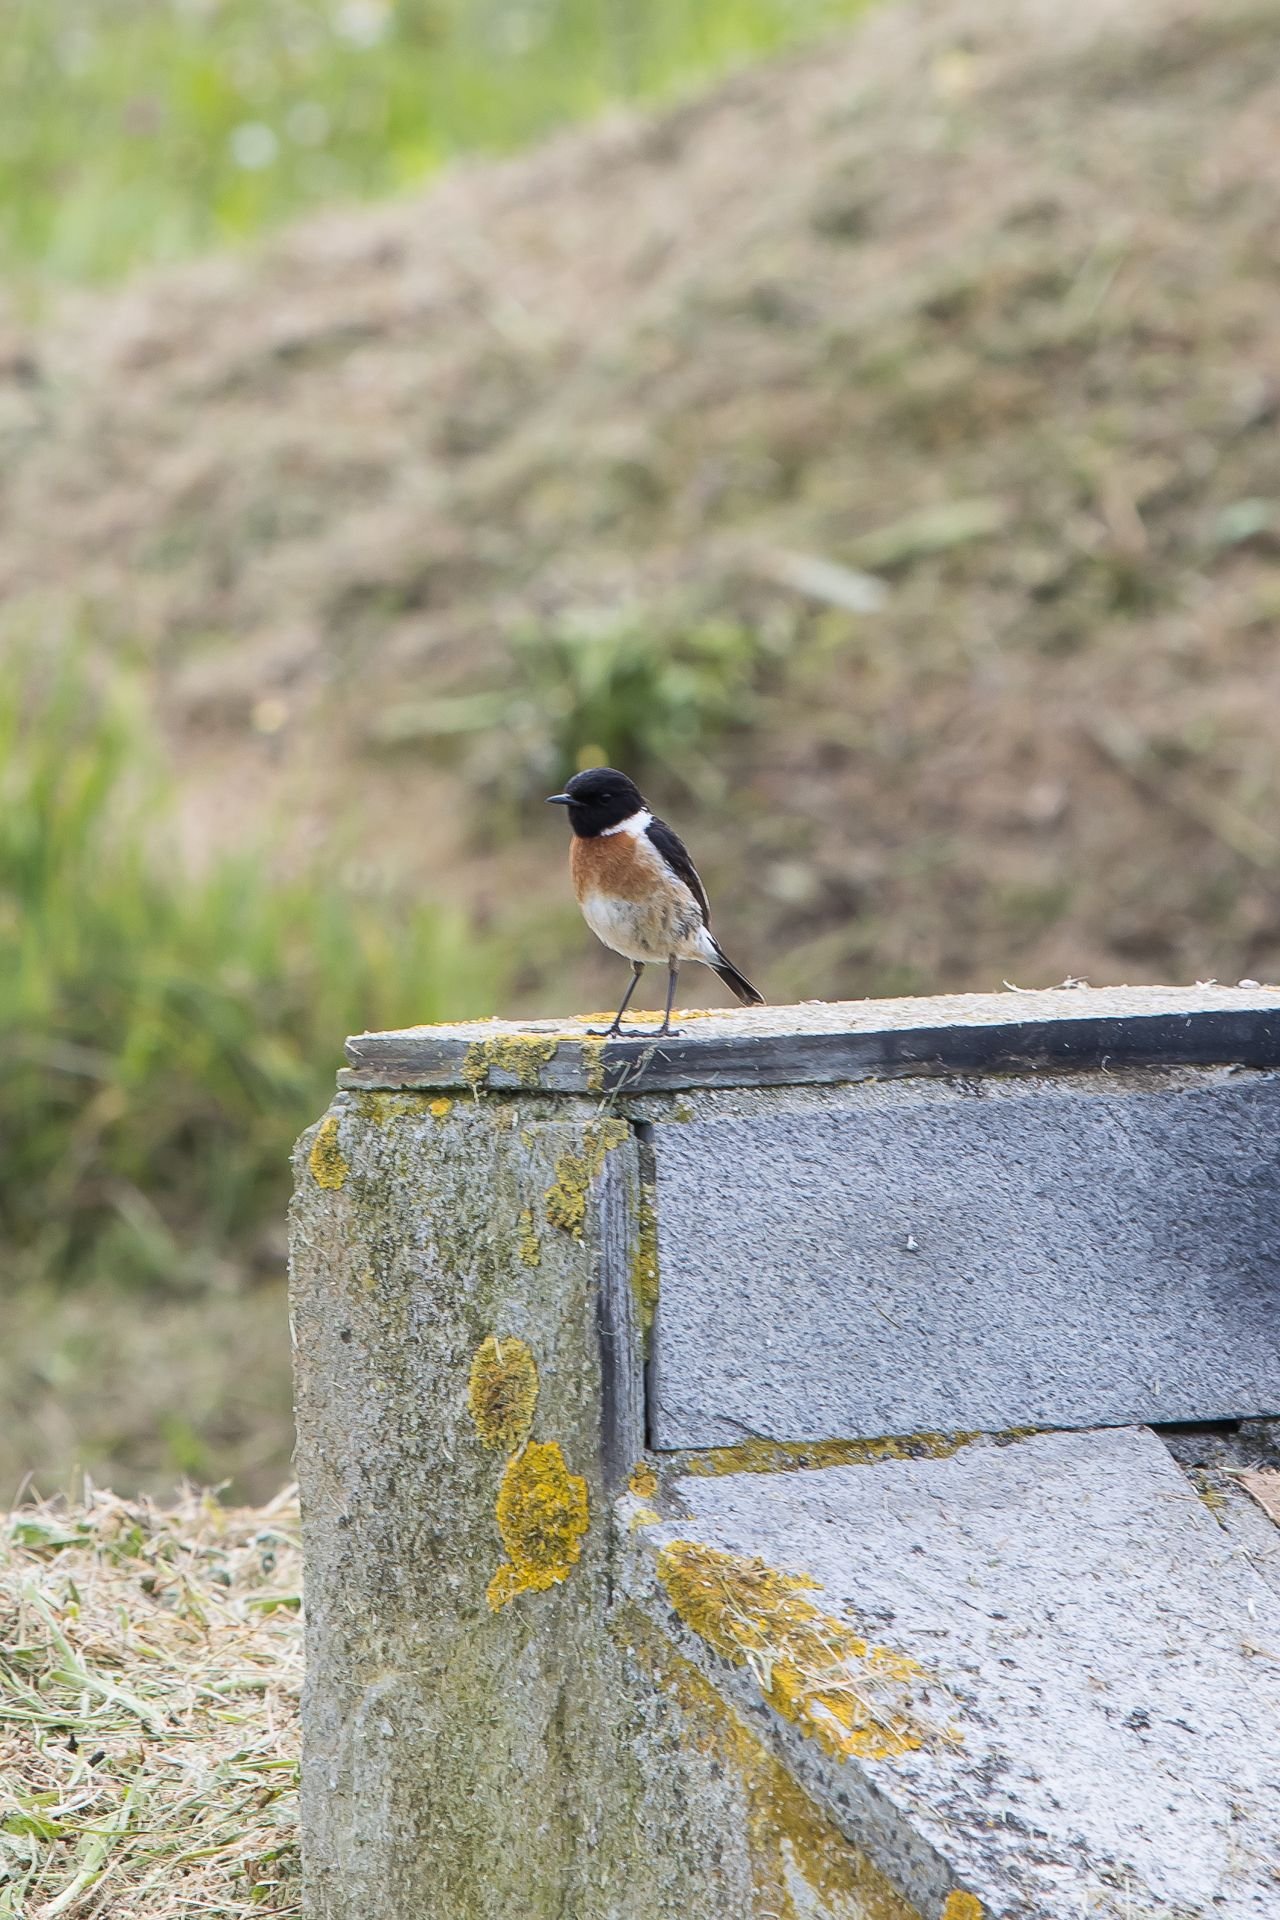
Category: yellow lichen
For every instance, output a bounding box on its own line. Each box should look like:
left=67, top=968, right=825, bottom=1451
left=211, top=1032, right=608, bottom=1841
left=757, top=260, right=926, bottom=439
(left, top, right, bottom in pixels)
left=486, top=1440, right=590, bottom=1611
left=543, top=1118, right=630, bottom=1236
left=466, top=1337, right=539, bottom=1452
left=353, top=1091, right=424, bottom=1128
left=941, top=1895, right=984, bottom=1920
left=516, top=1207, right=541, bottom=1268
left=430, top=1096, right=453, bottom=1118
left=657, top=1540, right=945, bottom=1761
left=617, top=1607, right=922, bottom=1920
left=580, top=1036, right=607, bottom=1094
left=1193, top=1474, right=1227, bottom=1515
left=545, top=1152, right=592, bottom=1234
left=308, top=1115, right=350, bottom=1190
left=573, top=1008, right=722, bottom=1024
left=628, top=1461, right=659, bottom=1501
left=460, top=1042, right=488, bottom=1090
left=683, top=1433, right=979, bottom=1476
left=629, top=1506, right=662, bottom=1530
left=494, top=1035, right=559, bottom=1084
left=461, top=1034, right=559, bottom=1091
left=630, top=1179, right=660, bottom=1331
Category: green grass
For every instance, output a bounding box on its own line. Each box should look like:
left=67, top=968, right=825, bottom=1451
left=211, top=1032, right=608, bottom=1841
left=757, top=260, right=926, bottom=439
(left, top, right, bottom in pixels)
left=372, top=604, right=785, bottom=804
left=0, top=644, right=505, bottom=1291
left=2, top=0, right=869, bottom=286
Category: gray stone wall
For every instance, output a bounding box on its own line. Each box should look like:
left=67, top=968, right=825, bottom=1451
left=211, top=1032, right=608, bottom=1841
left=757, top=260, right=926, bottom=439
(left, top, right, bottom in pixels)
left=646, top=1068, right=1280, bottom=1446
left=290, top=989, right=1280, bottom=1920
left=290, top=1088, right=913, bottom=1920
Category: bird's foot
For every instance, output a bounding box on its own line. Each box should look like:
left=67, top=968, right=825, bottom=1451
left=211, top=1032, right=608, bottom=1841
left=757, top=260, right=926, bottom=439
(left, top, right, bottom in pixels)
left=586, top=1024, right=665, bottom=1039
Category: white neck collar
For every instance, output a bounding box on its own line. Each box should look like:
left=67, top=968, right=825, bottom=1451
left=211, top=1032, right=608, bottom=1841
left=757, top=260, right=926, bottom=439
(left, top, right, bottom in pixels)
left=600, top=808, right=652, bottom=838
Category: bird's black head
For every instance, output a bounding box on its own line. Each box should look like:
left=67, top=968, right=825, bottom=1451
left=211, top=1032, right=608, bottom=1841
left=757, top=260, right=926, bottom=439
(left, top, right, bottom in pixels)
left=546, top=766, right=646, bottom=838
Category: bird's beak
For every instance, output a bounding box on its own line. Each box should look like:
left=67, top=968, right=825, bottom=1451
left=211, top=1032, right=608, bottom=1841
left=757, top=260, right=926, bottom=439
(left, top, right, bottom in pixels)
left=545, top=792, right=572, bottom=805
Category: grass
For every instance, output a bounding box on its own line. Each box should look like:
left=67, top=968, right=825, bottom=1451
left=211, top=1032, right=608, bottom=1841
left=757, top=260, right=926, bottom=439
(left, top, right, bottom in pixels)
left=2, top=0, right=870, bottom=287
left=0, top=1484, right=302, bottom=1916
left=372, top=604, right=784, bottom=806
left=0, top=1279, right=297, bottom=1508
left=0, top=642, right=507, bottom=1295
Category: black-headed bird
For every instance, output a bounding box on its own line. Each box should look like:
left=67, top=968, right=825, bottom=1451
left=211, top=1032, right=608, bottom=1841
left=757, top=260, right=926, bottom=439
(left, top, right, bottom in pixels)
left=547, top=766, right=764, bottom=1036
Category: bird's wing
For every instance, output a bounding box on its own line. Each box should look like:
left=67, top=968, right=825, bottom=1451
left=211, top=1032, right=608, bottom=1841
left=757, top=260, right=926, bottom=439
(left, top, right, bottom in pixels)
left=646, top=816, right=711, bottom=924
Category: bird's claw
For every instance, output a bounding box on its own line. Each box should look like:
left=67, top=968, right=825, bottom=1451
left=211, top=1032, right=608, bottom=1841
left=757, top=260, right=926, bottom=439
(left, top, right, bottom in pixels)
left=585, top=1025, right=681, bottom=1039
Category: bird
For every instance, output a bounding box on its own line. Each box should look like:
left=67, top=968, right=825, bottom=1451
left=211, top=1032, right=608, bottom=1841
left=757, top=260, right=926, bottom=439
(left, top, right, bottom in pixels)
left=546, top=766, right=765, bottom=1037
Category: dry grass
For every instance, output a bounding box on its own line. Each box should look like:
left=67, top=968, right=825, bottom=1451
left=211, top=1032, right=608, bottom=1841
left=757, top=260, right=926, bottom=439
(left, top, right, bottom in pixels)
left=0, top=1487, right=301, bottom=1918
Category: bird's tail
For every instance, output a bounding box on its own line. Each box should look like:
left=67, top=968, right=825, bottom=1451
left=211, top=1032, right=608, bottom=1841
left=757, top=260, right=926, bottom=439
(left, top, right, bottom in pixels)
left=708, top=940, right=765, bottom=1007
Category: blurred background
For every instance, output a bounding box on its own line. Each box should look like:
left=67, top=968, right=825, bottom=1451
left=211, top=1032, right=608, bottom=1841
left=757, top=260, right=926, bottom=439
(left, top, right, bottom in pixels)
left=3, top=0, right=1278, bottom=1503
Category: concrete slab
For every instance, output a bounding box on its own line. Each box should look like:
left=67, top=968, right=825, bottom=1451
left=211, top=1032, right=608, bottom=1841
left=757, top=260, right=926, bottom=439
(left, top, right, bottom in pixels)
left=635, top=1428, right=1280, bottom=1919
left=648, top=1071, right=1280, bottom=1446
left=339, top=983, right=1280, bottom=1095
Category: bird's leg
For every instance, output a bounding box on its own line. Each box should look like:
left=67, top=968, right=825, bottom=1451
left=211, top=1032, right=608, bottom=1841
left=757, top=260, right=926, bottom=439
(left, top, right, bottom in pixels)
left=590, top=961, right=645, bottom=1037
left=656, top=960, right=680, bottom=1037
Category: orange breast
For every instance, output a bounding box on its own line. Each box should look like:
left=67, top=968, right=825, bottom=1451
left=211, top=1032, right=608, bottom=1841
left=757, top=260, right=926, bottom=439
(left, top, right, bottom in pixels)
left=570, top=832, right=657, bottom=903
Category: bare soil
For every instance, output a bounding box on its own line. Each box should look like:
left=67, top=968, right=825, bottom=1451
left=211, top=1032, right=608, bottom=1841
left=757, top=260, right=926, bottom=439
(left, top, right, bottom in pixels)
left=6, top=0, right=1280, bottom=1002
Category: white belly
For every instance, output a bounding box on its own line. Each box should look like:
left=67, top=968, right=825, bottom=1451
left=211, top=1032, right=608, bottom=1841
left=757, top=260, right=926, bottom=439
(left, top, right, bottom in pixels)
left=581, top=890, right=710, bottom=965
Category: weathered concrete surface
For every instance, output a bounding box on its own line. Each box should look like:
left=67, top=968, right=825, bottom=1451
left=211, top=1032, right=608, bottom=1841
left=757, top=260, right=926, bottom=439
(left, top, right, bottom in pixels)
left=339, top=983, right=1280, bottom=1095
left=290, top=1091, right=922, bottom=1920
left=1160, top=1420, right=1280, bottom=1602
left=293, top=996, right=1280, bottom=1920
left=630, top=1427, right=1280, bottom=1919
left=290, top=1092, right=659, bottom=1920
left=648, top=1069, right=1280, bottom=1446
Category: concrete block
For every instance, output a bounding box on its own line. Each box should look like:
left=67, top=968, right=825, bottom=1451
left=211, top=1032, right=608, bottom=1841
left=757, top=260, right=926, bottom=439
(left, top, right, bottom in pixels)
left=648, top=1071, right=1280, bottom=1447
left=294, top=995, right=1280, bottom=1920
left=290, top=1089, right=917, bottom=1920
left=340, top=983, right=1280, bottom=1097
left=632, top=1427, right=1280, bottom=1918
left=291, top=1092, right=727, bottom=1920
